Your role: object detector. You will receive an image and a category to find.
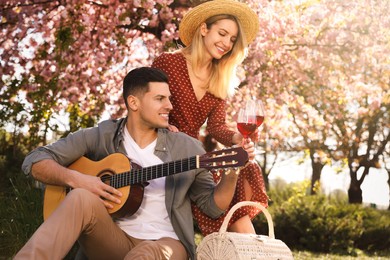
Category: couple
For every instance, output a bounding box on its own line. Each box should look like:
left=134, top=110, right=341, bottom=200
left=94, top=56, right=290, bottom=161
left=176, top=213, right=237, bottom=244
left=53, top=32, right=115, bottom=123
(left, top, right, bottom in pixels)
left=15, top=1, right=267, bottom=259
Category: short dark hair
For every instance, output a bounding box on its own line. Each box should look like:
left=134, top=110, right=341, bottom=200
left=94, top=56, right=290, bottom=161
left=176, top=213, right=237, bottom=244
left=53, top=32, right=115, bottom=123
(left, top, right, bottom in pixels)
left=123, top=67, right=169, bottom=108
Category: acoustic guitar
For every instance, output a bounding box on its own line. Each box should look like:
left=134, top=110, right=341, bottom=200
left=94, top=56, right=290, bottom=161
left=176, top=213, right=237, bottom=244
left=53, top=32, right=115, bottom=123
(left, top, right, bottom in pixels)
left=43, top=147, right=248, bottom=220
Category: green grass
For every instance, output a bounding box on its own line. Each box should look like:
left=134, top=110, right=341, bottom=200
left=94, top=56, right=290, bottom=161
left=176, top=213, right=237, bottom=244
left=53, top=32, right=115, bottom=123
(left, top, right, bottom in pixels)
left=293, top=250, right=390, bottom=259
left=0, top=176, right=43, bottom=258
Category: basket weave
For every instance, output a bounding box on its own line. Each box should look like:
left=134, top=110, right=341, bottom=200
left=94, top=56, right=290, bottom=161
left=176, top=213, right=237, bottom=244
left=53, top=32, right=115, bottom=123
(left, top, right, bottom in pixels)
left=196, top=201, right=294, bottom=260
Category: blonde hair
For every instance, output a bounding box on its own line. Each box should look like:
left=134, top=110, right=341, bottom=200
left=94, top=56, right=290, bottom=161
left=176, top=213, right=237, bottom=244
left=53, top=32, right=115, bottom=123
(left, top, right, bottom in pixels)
left=182, top=14, right=248, bottom=99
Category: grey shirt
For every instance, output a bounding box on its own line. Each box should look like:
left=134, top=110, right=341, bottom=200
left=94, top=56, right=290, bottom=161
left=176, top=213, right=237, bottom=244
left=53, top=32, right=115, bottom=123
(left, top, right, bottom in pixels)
left=22, top=118, right=225, bottom=260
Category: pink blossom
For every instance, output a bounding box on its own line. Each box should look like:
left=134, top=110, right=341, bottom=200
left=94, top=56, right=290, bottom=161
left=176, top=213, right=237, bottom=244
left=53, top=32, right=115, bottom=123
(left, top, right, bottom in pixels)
left=133, top=0, right=141, bottom=8
left=369, top=98, right=381, bottom=110
left=159, top=7, right=173, bottom=24
left=357, top=107, right=369, bottom=116
left=155, top=0, right=174, bottom=6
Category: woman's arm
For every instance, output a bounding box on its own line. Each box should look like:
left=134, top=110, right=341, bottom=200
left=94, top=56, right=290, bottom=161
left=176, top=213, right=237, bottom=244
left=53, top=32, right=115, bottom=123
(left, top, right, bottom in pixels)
left=206, top=99, right=243, bottom=146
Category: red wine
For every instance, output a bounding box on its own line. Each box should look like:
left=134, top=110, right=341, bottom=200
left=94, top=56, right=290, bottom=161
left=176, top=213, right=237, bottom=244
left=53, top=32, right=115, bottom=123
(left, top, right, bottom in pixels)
left=256, top=115, right=264, bottom=127
left=237, top=123, right=257, bottom=138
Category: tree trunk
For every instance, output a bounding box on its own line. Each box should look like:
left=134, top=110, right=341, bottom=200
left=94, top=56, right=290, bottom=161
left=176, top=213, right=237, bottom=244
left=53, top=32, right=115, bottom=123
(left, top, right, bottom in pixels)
left=310, top=161, right=324, bottom=195
left=348, top=177, right=363, bottom=204
left=309, top=149, right=325, bottom=195
left=387, top=169, right=390, bottom=211
left=258, top=153, right=269, bottom=191
left=262, top=168, right=270, bottom=191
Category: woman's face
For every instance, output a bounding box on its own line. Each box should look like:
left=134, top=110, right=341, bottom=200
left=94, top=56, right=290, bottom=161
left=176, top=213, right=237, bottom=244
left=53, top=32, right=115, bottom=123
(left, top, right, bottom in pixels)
left=201, top=19, right=238, bottom=60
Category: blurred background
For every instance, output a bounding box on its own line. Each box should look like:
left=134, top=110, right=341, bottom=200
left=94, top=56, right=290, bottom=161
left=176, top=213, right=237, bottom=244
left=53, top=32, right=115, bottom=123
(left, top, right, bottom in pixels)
left=1, top=0, right=389, bottom=259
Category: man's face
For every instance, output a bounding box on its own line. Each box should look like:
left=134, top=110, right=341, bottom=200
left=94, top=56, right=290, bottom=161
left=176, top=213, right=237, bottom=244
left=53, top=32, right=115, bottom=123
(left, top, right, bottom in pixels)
left=138, top=82, right=172, bottom=129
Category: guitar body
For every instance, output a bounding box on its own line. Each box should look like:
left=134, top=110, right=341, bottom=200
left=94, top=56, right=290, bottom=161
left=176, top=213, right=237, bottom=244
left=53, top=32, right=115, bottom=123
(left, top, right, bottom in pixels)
left=43, top=154, right=144, bottom=220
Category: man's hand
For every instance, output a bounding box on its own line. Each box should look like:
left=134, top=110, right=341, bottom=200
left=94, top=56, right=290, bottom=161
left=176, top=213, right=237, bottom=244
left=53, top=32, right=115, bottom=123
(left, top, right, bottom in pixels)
left=70, top=171, right=123, bottom=209
left=31, top=159, right=123, bottom=210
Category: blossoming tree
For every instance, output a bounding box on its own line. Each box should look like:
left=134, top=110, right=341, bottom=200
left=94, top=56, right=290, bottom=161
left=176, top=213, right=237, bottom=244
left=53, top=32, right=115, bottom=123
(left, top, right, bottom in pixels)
left=1, top=0, right=389, bottom=204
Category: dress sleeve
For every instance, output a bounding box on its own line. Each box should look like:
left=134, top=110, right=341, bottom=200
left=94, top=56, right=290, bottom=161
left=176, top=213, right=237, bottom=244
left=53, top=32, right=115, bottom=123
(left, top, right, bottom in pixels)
left=151, top=53, right=167, bottom=71
left=206, top=98, right=236, bottom=147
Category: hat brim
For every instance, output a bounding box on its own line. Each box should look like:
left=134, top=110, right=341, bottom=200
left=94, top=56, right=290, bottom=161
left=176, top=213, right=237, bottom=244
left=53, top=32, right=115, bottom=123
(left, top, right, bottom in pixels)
left=179, top=0, right=259, bottom=46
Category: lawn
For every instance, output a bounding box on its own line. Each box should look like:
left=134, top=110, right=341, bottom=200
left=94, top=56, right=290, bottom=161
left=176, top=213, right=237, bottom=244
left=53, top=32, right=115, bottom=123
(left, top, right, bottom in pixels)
left=293, top=250, right=390, bottom=259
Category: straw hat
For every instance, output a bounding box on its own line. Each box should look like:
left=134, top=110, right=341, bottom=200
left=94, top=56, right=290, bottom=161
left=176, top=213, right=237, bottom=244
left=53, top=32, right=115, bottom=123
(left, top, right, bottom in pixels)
left=179, top=0, right=259, bottom=46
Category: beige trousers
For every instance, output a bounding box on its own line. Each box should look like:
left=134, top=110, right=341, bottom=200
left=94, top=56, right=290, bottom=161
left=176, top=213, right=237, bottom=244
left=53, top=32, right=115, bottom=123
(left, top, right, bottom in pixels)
left=14, top=188, right=188, bottom=260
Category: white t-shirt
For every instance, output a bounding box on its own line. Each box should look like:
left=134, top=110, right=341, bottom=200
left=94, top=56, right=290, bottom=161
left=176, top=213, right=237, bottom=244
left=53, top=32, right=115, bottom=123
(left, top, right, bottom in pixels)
left=115, top=127, right=178, bottom=240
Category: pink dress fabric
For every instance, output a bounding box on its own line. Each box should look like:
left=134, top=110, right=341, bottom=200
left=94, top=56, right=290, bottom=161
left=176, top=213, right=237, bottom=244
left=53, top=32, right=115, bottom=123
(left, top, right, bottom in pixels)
left=152, top=52, right=268, bottom=236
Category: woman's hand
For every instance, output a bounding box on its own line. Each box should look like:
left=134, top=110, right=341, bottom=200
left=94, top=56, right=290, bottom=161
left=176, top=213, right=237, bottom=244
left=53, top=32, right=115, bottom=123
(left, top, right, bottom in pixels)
left=232, top=133, right=243, bottom=146
left=167, top=124, right=179, bottom=132
left=241, top=138, right=255, bottom=161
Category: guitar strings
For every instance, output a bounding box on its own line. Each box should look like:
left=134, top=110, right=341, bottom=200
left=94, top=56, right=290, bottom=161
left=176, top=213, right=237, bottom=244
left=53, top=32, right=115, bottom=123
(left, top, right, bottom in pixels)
left=101, top=157, right=198, bottom=188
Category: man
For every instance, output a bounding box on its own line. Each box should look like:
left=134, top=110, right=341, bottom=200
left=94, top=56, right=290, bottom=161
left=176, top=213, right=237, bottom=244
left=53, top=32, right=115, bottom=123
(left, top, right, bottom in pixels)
left=15, top=67, right=253, bottom=259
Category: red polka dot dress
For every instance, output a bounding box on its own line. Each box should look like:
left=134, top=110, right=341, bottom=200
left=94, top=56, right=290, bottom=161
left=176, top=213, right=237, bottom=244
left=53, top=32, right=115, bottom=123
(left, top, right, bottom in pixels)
left=152, top=52, right=268, bottom=236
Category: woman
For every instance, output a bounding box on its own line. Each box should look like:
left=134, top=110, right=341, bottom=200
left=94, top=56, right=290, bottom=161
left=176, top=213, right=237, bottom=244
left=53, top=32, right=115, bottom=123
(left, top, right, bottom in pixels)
left=152, top=0, right=268, bottom=236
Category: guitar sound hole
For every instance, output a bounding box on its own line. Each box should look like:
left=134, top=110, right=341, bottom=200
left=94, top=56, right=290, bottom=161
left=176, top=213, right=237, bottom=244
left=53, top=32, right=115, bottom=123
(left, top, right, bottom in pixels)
left=98, top=169, right=115, bottom=185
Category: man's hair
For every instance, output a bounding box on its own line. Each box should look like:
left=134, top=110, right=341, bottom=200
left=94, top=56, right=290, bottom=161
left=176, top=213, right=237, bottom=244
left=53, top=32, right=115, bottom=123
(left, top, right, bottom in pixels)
left=123, top=67, right=169, bottom=108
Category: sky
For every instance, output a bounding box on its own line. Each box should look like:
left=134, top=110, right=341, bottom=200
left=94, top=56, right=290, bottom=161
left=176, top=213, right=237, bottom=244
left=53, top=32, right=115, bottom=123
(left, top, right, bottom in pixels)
left=267, top=153, right=389, bottom=209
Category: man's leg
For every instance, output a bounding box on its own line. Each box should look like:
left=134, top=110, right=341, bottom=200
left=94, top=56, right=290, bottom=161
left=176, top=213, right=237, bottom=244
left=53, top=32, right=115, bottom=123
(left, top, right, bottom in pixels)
left=15, top=189, right=132, bottom=260
left=124, top=237, right=188, bottom=260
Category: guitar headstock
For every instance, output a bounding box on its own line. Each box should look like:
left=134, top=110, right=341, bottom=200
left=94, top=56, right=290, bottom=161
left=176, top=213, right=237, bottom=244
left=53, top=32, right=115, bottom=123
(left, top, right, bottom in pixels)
left=199, top=147, right=249, bottom=170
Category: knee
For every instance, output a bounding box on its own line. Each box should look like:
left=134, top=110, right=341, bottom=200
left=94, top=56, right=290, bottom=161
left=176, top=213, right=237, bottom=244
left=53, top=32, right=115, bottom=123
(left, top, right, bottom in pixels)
left=124, top=241, right=161, bottom=259
left=125, top=239, right=187, bottom=260
left=67, top=188, right=94, bottom=199
left=66, top=188, right=101, bottom=209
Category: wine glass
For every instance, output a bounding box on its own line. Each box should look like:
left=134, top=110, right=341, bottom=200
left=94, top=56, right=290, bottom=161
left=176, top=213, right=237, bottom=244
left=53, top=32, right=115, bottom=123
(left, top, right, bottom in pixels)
left=254, top=100, right=266, bottom=154
left=254, top=100, right=265, bottom=129
left=237, top=104, right=257, bottom=140
left=237, top=100, right=266, bottom=154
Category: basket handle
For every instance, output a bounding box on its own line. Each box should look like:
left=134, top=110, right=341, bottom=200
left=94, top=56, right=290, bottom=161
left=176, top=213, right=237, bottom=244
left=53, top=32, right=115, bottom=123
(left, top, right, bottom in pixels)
left=219, top=201, right=275, bottom=239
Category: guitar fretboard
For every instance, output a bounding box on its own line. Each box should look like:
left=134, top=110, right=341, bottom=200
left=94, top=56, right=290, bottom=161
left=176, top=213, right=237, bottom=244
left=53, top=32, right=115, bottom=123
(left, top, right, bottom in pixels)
left=106, top=156, right=198, bottom=189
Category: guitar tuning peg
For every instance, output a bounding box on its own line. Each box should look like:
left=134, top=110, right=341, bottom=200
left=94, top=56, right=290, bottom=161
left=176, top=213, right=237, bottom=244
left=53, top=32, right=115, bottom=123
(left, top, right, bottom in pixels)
left=233, top=168, right=241, bottom=175
left=223, top=168, right=241, bottom=176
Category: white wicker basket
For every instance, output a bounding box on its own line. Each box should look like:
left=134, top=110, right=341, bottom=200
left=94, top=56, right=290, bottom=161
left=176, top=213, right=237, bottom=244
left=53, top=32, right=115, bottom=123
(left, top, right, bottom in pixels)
left=196, top=201, right=294, bottom=260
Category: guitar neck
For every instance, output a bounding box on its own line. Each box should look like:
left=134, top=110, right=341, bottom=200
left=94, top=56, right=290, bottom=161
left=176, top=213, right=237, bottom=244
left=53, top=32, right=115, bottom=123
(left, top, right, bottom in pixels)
left=102, top=147, right=248, bottom=189
left=107, top=155, right=199, bottom=189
